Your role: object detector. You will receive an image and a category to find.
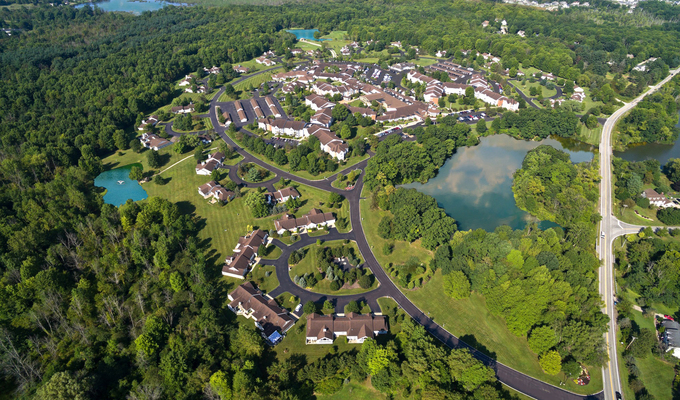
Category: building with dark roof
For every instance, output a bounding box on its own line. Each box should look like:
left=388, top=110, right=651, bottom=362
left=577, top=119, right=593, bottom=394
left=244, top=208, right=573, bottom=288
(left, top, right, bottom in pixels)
left=222, top=230, right=269, bottom=279
left=228, top=282, right=294, bottom=345
left=662, top=320, right=680, bottom=358
left=273, top=208, right=335, bottom=234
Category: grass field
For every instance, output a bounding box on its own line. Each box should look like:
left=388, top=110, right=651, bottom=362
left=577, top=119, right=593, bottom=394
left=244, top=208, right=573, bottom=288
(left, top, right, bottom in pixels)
left=406, top=270, right=603, bottom=395
left=578, top=123, right=603, bottom=145
left=515, top=79, right=557, bottom=99
left=318, top=380, right=387, bottom=400
left=247, top=264, right=279, bottom=294
left=101, top=145, right=190, bottom=174
left=234, top=68, right=283, bottom=92
left=358, top=197, right=433, bottom=268
left=288, top=240, right=378, bottom=295
left=273, top=314, right=363, bottom=363
left=413, top=58, right=441, bottom=67
left=104, top=146, right=350, bottom=276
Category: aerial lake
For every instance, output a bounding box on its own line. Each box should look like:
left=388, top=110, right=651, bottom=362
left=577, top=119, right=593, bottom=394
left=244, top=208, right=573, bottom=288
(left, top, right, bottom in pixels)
left=95, top=164, right=148, bottom=207
left=402, top=135, right=595, bottom=232
left=613, top=111, right=680, bottom=165
left=75, top=0, right=187, bottom=14
left=285, top=29, right=330, bottom=41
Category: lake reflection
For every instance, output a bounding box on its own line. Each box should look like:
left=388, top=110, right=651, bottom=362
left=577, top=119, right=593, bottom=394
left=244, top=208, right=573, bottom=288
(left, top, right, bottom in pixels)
left=402, top=135, right=595, bottom=232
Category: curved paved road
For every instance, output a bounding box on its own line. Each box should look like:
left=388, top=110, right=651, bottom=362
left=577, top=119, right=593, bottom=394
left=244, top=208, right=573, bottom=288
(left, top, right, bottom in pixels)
left=166, top=59, right=608, bottom=400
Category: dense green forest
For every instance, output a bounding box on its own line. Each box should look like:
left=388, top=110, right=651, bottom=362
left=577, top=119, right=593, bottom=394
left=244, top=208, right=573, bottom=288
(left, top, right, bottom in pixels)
left=614, top=75, right=680, bottom=149
left=2, top=0, right=680, bottom=397
left=513, top=145, right=600, bottom=245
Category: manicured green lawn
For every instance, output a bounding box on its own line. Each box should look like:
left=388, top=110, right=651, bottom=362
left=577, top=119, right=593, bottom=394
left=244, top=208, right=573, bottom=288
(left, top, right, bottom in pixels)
left=288, top=240, right=378, bottom=295
left=406, top=270, right=603, bottom=395
left=359, top=198, right=433, bottom=268
left=413, top=58, right=440, bottom=67
left=247, top=264, right=279, bottom=294
left=635, top=353, right=675, bottom=399
left=273, top=314, right=363, bottom=363
left=234, top=67, right=283, bottom=92
left=261, top=243, right=282, bottom=260
left=102, top=145, right=186, bottom=173
left=515, top=79, right=557, bottom=99
left=318, top=380, right=387, bottom=400
left=275, top=291, right=300, bottom=311
left=578, top=123, right=602, bottom=146
left=134, top=151, right=349, bottom=271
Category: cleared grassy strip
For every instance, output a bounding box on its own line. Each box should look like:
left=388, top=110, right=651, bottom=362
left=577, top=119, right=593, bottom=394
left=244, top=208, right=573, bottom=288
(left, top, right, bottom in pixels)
left=234, top=67, right=283, bottom=91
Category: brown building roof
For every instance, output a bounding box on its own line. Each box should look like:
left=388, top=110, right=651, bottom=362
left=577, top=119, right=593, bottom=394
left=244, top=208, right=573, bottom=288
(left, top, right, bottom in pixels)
left=311, top=108, right=333, bottom=126
left=306, top=313, right=387, bottom=340
left=228, top=282, right=294, bottom=335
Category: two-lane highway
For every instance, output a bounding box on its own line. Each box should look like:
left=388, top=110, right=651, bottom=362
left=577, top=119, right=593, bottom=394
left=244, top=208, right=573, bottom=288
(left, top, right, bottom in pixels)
left=598, top=68, right=680, bottom=400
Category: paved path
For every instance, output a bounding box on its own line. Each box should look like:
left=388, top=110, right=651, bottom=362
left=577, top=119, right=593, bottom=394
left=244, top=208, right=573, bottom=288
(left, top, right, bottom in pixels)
left=597, top=67, right=680, bottom=400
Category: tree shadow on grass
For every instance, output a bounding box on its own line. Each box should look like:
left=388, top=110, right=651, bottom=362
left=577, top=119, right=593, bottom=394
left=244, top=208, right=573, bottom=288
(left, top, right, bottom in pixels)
left=176, top=201, right=197, bottom=216
left=460, top=334, right=497, bottom=361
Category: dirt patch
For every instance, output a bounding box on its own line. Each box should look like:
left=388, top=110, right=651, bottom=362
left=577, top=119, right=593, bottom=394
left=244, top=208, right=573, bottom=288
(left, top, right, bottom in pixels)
left=342, top=281, right=361, bottom=290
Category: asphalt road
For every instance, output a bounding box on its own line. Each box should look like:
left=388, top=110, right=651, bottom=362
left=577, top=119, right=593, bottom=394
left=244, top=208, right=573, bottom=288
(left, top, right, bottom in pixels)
left=597, top=67, right=680, bottom=400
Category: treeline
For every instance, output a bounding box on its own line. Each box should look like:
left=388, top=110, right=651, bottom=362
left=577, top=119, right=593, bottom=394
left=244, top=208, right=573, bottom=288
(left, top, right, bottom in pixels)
left=233, top=128, right=364, bottom=176
left=615, top=227, right=680, bottom=308
left=374, top=187, right=457, bottom=251
left=364, top=116, right=477, bottom=189
left=615, top=75, right=680, bottom=149
left=491, top=108, right=581, bottom=140
left=513, top=145, right=600, bottom=248
left=297, top=318, right=506, bottom=398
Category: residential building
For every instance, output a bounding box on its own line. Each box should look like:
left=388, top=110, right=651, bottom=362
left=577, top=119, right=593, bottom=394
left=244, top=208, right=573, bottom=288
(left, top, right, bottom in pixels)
left=233, top=65, right=250, bottom=74
left=266, top=187, right=301, bottom=204
left=641, top=189, right=680, bottom=208
left=258, top=118, right=308, bottom=138
left=198, top=181, right=235, bottom=203
left=196, top=151, right=224, bottom=175
left=137, top=115, right=160, bottom=131
left=390, top=41, right=402, bottom=48
left=139, top=133, right=171, bottom=151
left=170, top=104, right=195, bottom=114
left=406, top=70, right=436, bottom=85
left=424, top=83, right=444, bottom=104
left=273, top=208, right=336, bottom=234
left=305, top=94, right=335, bottom=111
left=178, top=74, right=193, bottom=86
left=256, top=56, right=276, bottom=66
left=310, top=108, right=333, bottom=127
left=436, top=50, right=447, bottom=58
left=308, top=126, right=348, bottom=160
left=305, top=313, right=387, bottom=344
left=376, top=102, right=429, bottom=123
left=228, top=282, right=294, bottom=345
left=389, top=63, right=415, bottom=72
left=348, top=106, right=376, bottom=120
left=204, top=66, right=221, bottom=74
left=223, top=230, right=269, bottom=279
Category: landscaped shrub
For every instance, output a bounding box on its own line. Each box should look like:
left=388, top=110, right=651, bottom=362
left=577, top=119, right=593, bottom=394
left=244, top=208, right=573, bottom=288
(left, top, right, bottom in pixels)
left=658, top=208, right=680, bottom=225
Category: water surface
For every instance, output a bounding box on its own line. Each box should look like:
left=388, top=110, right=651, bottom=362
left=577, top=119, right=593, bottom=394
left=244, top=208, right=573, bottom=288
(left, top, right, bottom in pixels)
left=76, top=0, right=187, bottom=14
left=402, top=135, right=595, bottom=232
left=285, top=29, right=330, bottom=42
left=614, top=111, right=680, bottom=165
left=95, top=164, right=148, bottom=207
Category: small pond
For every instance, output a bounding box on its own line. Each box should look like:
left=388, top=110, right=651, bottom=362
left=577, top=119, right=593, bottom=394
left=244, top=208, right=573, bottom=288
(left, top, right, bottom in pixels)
left=614, top=111, right=680, bottom=165
left=285, top=29, right=330, bottom=42
left=402, top=135, right=596, bottom=232
left=94, top=164, right=148, bottom=207
left=76, top=0, right=187, bottom=14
